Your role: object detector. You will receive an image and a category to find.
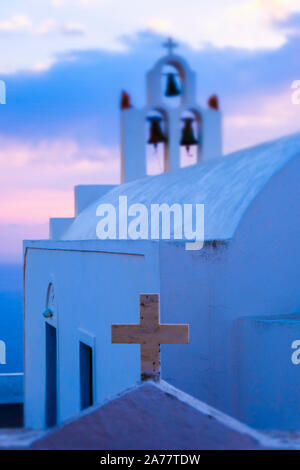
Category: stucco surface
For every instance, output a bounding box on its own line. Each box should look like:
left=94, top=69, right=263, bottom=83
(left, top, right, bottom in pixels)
left=63, top=133, right=300, bottom=241
left=30, top=381, right=278, bottom=450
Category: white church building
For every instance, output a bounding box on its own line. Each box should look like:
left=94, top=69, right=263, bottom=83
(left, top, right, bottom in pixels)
left=24, top=40, right=300, bottom=432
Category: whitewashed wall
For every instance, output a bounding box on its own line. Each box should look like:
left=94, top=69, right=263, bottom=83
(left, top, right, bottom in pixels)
left=159, top=154, right=300, bottom=429
left=24, top=153, right=300, bottom=430
left=24, top=240, right=160, bottom=429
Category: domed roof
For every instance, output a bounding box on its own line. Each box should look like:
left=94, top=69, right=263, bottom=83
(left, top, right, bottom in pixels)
left=62, top=133, right=300, bottom=242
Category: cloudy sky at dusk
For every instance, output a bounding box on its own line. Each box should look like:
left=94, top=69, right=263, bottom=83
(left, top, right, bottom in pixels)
left=0, top=0, right=299, bottom=261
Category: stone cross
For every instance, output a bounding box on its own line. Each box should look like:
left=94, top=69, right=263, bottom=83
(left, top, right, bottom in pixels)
left=111, top=294, right=189, bottom=381
left=163, top=37, right=178, bottom=55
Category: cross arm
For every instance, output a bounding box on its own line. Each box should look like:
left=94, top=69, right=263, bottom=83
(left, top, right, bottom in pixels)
left=158, top=324, right=189, bottom=344
left=111, top=324, right=142, bottom=344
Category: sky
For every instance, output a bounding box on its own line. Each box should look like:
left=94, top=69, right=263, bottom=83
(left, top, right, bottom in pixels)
left=0, top=0, right=299, bottom=262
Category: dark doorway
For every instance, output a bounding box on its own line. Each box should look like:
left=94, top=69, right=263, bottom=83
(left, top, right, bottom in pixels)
left=45, top=323, right=57, bottom=427
left=80, top=342, right=93, bottom=410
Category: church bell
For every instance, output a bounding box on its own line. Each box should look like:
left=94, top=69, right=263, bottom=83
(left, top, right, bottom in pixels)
left=147, top=117, right=167, bottom=149
left=180, top=118, right=198, bottom=153
left=165, top=72, right=181, bottom=97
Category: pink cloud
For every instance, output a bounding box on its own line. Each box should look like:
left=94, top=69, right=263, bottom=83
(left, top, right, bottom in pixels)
left=0, top=136, right=120, bottom=225
left=0, top=223, right=48, bottom=263
left=224, top=86, right=300, bottom=153
left=0, top=136, right=120, bottom=259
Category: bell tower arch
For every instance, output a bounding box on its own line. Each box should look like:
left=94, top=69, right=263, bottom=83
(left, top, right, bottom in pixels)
left=120, top=37, right=222, bottom=183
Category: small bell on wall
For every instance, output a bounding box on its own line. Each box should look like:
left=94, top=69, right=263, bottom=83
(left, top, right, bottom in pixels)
left=165, top=73, right=181, bottom=97
left=180, top=118, right=198, bottom=154
left=147, top=117, right=167, bottom=150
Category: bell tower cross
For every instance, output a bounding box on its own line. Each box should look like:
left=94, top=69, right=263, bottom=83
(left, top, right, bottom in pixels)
left=163, top=37, right=178, bottom=55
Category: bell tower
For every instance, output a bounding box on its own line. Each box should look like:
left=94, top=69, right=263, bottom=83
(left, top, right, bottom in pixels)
left=120, top=37, right=222, bottom=183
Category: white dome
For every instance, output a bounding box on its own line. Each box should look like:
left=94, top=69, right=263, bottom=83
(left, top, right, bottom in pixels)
left=63, top=133, right=300, bottom=241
